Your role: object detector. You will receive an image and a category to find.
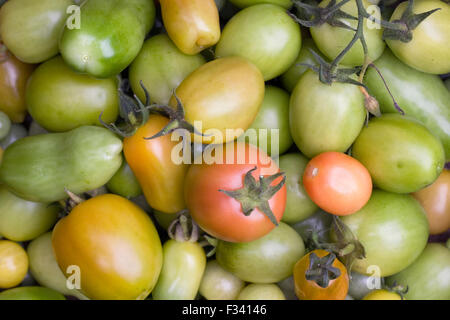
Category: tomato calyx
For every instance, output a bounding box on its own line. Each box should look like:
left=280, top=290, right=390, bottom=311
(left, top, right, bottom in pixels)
left=384, top=281, right=409, bottom=300
left=306, top=252, right=341, bottom=288
left=383, top=0, right=441, bottom=43
left=167, top=210, right=200, bottom=243
left=218, top=167, right=286, bottom=227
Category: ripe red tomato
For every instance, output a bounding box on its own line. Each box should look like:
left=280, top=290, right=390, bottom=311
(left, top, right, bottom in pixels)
left=184, top=142, right=286, bottom=243
left=303, top=152, right=372, bottom=216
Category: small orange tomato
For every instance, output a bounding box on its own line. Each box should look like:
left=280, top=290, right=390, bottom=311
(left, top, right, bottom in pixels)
left=293, top=249, right=349, bottom=300
left=123, top=114, right=190, bottom=214
left=303, top=152, right=372, bottom=216
left=412, top=170, right=450, bottom=235
left=160, top=0, right=221, bottom=55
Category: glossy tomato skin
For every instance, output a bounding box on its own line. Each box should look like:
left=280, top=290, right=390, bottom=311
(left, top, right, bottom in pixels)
left=152, top=240, right=206, bottom=300
left=293, top=249, right=349, bottom=300
left=0, top=52, right=35, bottom=123
left=27, top=233, right=88, bottom=300
left=60, top=0, right=155, bottom=78
left=199, top=260, right=245, bottom=300
left=303, top=152, right=372, bottom=216
left=364, top=49, right=450, bottom=161
left=124, top=115, right=189, bottom=214
left=0, top=185, right=58, bottom=242
left=413, top=170, right=450, bottom=235
left=279, top=153, right=318, bottom=224
left=237, top=284, right=286, bottom=300
left=216, top=4, right=301, bottom=80
left=0, top=0, right=73, bottom=63
left=185, top=142, right=286, bottom=242
left=386, top=0, right=450, bottom=74
left=52, top=194, right=163, bottom=300
left=0, top=240, right=28, bottom=289
left=352, top=114, right=445, bottom=194
left=245, top=86, right=293, bottom=156
left=0, top=126, right=123, bottom=203
left=160, top=0, right=220, bottom=55
left=216, top=222, right=305, bottom=283
left=106, top=161, right=142, bottom=199
left=0, top=286, right=66, bottom=300
left=386, top=243, right=450, bottom=300
left=129, top=34, right=206, bottom=106
left=229, top=0, right=292, bottom=8
left=26, top=56, right=119, bottom=132
left=171, top=56, right=265, bottom=144
left=311, top=0, right=385, bottom=66
left=338, top=190, right=429, bottom=277
left=290, top=70, right=366, bottom=158
left=362, top=289, right=402, bottom=300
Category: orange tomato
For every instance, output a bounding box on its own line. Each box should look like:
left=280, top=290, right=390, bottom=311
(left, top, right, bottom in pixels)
left=123, top=114, right=189, bottom=214
left=160, top=0, right=221, bottom=55
left=293, top=249, right=349, bottom=300
left=412, top=170, right=450, bottom=235
left=303, top=152, right=373, bottom=216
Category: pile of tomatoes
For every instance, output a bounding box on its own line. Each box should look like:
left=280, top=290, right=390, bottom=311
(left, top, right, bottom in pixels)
left=0, top=0, right=449, bottom=301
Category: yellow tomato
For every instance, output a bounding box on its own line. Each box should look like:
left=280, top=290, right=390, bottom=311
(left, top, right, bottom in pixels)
left=0, top=240, right=28, bottom=289
left=170, top=56, right=265, bottom=144
left=160, top=0, right=221, bottom=55
left=363, top=289, right=403, bottom=300
left=52, top=194, right=163, bottom=300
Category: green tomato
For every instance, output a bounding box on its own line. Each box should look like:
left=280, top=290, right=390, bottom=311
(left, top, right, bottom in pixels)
left=106, top=160, right=142, bottom=199
left=352, top=114, right=445, bottom=194
left=215, top=4, right=301, bottom=80
left=0, top=126, right=123, bottom=203
left=0, top=111, right=11, bottom=141
left=129, top=34, right=206, bottom=106
left=0, top=124, right=27, bottom=150
left=0, top=286, right=66, bottom=300
left=26, top=56, right=119, bottom=132
left=237, top=283, right=286, bottom=300
left=0, top=0, right=73, bottom=63
left=27, top=232, right=88, bottom=300
left=291, top=209, right=333, bottom=244
left=310, top=0, right=385, bottom=66
left=59, top=0, right=155, bottom=78
left=386, top=243, right=450, bottom=300
left=364, top=49, right=450, bottom=161
left=199, top=260, right=245, bottom=300
left=229, top=0, right=293, bottom=8
left=281, top=38, right=323, bottom=93
left=279, top=153, right=318, bottom=224
left=0, top=185, right=58, bottom=242
left=289, top=70, right=366, bottom=158
left=348, top=271, right=380, bottom=300
left=244, top=86, right=293, bottom=156
left=152, top=239, right=206, bottom=300
left=216, top=222, right=305, bottom=283
left=386, top=0, right=450, bottom=74
left=337, top=190, right=429, bottom=277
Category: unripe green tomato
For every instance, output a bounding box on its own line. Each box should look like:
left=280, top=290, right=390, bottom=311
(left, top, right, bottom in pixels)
left=107, top=160, right=142, bottom=199
left=229, top=0, right=293, bottom=9
left=199, top=260, right=245, bottom=300
left=0, top=286, right=66, bottom=300
left=237, top=283, right=286, bottom=300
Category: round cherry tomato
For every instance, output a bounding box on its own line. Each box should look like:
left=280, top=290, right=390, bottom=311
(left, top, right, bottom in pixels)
left=185, top=142, right=286, bottom=242
left=348, top=271, right=380, bottom=300
left=216, top=222, right=305, bottom=283
left=245, top=86, right=293, bottom=156
left=293, top=249, right=349, bottom=300
left=215, top=4, right=301, bottom=80
left=26, top=56, right=119, bottom=132
left=237, top=284, right=286, bottom=300
left=52, top=194, right=163, bottom=300
left=290, top=70, right=365, bottom=158
left=0, top=286, right=66, bottom=300
left=303, top=152, right=372, bottom=216
left=352, top=114, right=445, bottom=194
left=338, top=190, right=429, bottom=277
left=0, top=0, right=73, bottom=63
left=412, top=170, right=450, bottom=235
left=0, top=240, right=28, bottom=289
left=129, top=34, right=206, bottom=106
left=199, top=260, right=245, bottom=300
left=386, top=0, right=450, bottom=74
left=363, top=289, right=403, bottom=300
left=310, top=0, right=385, bottom=66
